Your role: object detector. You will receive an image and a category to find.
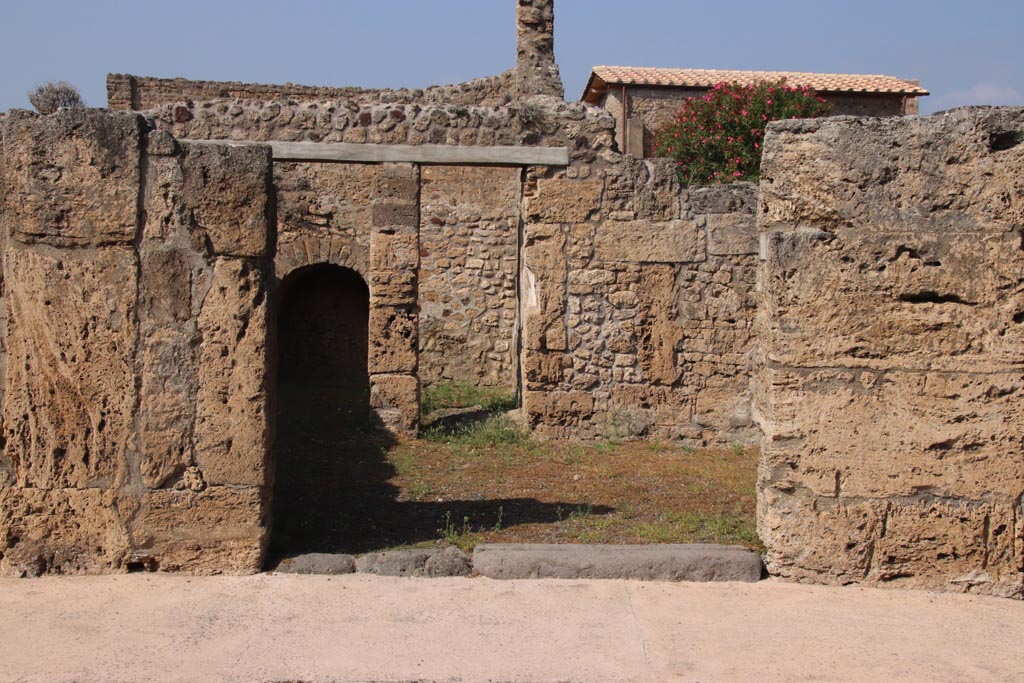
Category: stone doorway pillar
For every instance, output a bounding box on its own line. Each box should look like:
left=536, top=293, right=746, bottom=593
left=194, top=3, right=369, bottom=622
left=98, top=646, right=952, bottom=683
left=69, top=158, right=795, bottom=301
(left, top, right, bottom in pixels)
left=368, top=163, right=421, bottom=434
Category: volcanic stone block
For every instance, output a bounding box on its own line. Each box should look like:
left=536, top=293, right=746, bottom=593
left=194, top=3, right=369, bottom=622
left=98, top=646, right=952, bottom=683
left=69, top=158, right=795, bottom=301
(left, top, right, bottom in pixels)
left=759, top=228, right=1024, bottom=373
left=371, top=200, right=418, bottom=228
left=194, top=259, right=270, bottom=487
left=526, top=179, right=603, bottom=223
left=758, top=366, right=1024, bottom=501
left=138, top=327, right=198, bottom=489
left=0, top=487, right=133, bottom=577
left=368, top=307, right=418, bottom=374
left=274, top=553, right=356, bottom=575
left=370, top=373, right=419, bottom=434
left=761, top=109, right=1024, bottom=234
left=706, top=213, right=757, bottom=256
left=3, top=246, right=137, bottom=489
left=181, top=142, right=272, bottom=258
left=373, top=163, right=419, bottom=199
left=472, top=544, right=763, bottom=582
left=594, top=219, right=704, bottom=263
left=130, top=487, right=268, bottom=574
left=2, top=109, right=142, bottom=247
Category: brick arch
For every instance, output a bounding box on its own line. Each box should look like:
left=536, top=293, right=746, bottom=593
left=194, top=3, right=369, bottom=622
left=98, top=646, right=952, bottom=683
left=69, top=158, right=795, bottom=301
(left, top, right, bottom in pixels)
left=274, top=232, right=368, bottom=282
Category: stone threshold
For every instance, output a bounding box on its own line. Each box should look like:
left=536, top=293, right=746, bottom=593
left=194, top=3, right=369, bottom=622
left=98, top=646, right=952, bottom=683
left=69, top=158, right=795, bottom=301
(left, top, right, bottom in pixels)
left=273, top=543, right=765, bottom=582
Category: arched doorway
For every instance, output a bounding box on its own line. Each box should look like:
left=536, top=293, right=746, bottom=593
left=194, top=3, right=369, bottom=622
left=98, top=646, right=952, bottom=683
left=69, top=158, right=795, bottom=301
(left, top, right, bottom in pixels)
left=269, top=264, right=391, bottom=558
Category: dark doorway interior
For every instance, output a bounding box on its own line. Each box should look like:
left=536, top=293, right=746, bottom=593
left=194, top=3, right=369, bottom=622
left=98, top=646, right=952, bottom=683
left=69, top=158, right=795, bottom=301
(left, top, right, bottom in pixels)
left=269, top=264, right=392, bottom=559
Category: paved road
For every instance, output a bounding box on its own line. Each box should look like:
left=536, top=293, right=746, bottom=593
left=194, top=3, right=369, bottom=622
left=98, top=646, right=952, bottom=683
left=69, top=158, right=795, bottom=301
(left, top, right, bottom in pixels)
left=1, top=573, right=1021, bottom=682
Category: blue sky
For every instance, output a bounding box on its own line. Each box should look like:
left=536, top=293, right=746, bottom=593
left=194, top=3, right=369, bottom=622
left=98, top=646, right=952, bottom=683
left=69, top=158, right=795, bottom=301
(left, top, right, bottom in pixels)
left=1, top=0, right=1021, bottom=115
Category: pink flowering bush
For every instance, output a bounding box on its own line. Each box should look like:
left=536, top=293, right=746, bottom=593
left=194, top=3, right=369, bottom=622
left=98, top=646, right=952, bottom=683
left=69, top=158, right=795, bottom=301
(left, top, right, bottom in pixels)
left=653, top=80, right=831, bottom=185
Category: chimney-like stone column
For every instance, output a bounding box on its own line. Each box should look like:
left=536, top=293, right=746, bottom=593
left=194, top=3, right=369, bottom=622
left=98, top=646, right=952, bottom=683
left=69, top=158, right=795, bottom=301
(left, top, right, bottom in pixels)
left=515, top=0, right=564, bottom=99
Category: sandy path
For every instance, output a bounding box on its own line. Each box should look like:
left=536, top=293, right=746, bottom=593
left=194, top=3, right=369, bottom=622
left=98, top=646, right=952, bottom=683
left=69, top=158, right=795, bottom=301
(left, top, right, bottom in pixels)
left=1, top=574, right=1021, bottom=683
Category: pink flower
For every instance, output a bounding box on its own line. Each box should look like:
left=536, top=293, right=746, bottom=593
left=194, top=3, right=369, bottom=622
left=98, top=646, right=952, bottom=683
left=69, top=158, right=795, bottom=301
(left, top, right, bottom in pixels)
left=733, top=171, right=742, bottom=177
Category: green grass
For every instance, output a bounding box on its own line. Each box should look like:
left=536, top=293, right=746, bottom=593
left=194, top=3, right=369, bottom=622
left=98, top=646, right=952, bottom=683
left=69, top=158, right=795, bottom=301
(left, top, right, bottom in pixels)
left=422, top=414, right=532, bottom=448
left=635, top=510, right=762, bottom=549
left=421, top=381, right=517, bottom=415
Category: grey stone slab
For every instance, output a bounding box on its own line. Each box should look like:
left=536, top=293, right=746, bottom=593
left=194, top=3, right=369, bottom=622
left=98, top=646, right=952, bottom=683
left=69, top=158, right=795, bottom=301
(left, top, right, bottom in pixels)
left=274, top=553, right=356, bottom=575
left=356, top=547, right=471, bottom=577
left=472, top=544, right=764, bottom=582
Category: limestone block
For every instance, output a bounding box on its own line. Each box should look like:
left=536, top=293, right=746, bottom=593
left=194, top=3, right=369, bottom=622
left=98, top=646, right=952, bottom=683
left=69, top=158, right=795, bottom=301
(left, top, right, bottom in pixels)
left=370, top=373, right=419, bottom=434
left=526, top=179, right=603, bottom=223
left=2, top=109, right=142, bottom=247
left=594, top=219, right=704, bottom=263
left=706, top=213, right=757, bottom=256
left=368, top=307, right=418, bottom=374
left=130, top=487, right=268, bottom=574
left=759, top=228, right=1024, bottom=373
left=0, top=487, right=133, bottom=577
left=181, top=142, right=271, bottom=258
left=194, top=259, right=270, bottom=487
left=757, top=367, right=1024, bottom=501
left=3, top=246, right=137, bottom=489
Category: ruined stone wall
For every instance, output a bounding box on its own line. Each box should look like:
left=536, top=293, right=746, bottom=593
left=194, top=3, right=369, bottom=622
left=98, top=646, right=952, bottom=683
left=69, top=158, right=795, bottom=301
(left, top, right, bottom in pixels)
left=107, top=72, right=521, bottom=111
left=0, top=109, right=274, bottom=576
left=754, top=108, right=1024, bottom=598
left=144, top=95, right=618, bottom=397
left=520, top=161, right=759, bottom=443
left=107, top=0, right=563, bottom=111
left=419, top=166, right=522, bottom=389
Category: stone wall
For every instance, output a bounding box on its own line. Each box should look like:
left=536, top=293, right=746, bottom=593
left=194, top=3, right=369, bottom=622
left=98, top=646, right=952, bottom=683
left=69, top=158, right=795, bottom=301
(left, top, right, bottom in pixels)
left=107, top=0, right=564, bottom=112
left=754, top=108, right=1024, bottom=598
left=107, top=72, right=520, bottom=111
left=520, top=161, right=759, bottom=443
left=0, top=109, right=274, bottom=576
left=419, top=166, right=522, bottom=389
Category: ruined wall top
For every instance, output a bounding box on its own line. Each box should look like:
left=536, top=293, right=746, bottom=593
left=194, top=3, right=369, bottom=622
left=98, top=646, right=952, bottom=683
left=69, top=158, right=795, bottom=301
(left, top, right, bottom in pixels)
left=107, top=71, right=521, bottom=111
left=515, top=0, right=564, bottom=99
left=109, top=0, right=567, bottom=112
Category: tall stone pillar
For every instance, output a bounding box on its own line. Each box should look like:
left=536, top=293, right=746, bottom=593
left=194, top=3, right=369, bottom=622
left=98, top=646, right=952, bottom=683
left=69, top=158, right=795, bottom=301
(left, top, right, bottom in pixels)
left=368, top=163, right=421, bottom=435
left=515, top=0, right=564, bottom=99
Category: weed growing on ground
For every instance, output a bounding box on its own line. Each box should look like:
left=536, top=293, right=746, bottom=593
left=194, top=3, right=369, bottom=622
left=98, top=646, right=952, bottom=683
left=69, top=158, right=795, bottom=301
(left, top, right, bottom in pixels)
left=422, top=414, right=531, bottom=448
left=421, top=381, right=516, bottom=415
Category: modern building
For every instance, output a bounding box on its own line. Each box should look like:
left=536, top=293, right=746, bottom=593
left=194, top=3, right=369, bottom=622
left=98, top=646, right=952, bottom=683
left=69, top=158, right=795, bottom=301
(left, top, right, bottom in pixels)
left=581, top=66, right=929, bottom=156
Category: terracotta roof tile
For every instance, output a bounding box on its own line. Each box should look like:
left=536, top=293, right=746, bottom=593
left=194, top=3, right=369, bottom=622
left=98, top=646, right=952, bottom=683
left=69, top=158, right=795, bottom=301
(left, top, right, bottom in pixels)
left=586, top=66, right=928, bottom=100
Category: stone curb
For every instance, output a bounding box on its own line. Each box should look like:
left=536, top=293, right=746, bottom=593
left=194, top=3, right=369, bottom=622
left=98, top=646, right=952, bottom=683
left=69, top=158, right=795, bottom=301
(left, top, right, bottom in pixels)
left=275, top=544, right=764, bottom=582
left=472, top=543, right=764, bottom=582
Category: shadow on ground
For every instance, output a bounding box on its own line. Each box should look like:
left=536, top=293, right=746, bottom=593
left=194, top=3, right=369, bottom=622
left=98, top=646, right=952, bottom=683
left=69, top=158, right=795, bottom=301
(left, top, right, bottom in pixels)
left=269, top=384, right=613, bottom=560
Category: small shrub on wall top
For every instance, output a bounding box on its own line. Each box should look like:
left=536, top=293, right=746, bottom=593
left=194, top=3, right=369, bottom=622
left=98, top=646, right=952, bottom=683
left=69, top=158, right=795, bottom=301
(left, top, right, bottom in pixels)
left=653, top=80, right=831, bottom=186
left=27, top=81, right=84, bottom=115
